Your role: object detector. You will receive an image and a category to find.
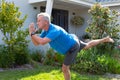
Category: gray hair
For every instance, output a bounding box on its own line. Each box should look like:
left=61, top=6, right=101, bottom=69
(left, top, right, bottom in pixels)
left=37, top=12, right=51, bottom=24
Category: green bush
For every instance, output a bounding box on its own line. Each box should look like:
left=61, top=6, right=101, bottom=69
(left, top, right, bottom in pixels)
left=0, top=44, right=30, bottom=67
left=106, top=56, right=120, bottom=74
left=0, top=45, right=15, bottom=68
left=71, top=50, right=107, bottom=74
left=14, top=30, right=30, bottom=65
left=71, top=49, right=120, bottom=74
left=43, top=49, right=55, bottom=66
left=30, top=51, right=43, bottom=63
left=82, top=33, right=91, bottom=39
left=14, top=47, right=30, bottom=65
left=0, top=1, right=29, bottom=67
left=54, top=52, right=64, bottom=65
left=86, top=3, right=120, bottom=54
left=43, top=49, right=64, bottom=66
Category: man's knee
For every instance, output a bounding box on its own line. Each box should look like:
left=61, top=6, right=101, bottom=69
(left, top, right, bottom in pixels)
left=79, top=40, right=88, bottom=50
left=83, top=43, right=90, bottom=50
left=62, top=64, right=69, bottom=73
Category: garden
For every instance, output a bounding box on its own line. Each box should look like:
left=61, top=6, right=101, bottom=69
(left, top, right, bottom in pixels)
left=0, top=1, right=120, bottom=80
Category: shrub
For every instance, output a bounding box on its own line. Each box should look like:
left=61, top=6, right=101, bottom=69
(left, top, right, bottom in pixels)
left=30, top=50, right=43, bottom=63
left=14, top=47, right=30, bottom=65
left=71, top=50, right=107, bottom=74
left=0, top=0, right=29, bottom=67
left=43, top=49, right=64, bottom=66
left=43, top=49, right=55, bottom=66
left=106, top=56, right=120, bottom=74
left=82, top=33, right=91, bottom=39
left=71, top=49, right=120, bottom=74
left=0, top=45, right=15, bottom=68
left=0, top=44, right=30, bottom=67
left=86, top=3, right=120, bottom=54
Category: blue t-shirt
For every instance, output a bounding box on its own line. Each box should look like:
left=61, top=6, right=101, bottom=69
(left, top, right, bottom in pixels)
left=40, top=23, right=78, bottom=55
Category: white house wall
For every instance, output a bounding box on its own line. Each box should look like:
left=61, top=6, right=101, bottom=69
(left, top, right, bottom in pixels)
left=68, top=8, right=89, bottom=38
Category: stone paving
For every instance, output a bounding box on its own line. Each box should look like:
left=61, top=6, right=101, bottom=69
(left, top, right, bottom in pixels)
left=104, top=73, right=120, bottom=80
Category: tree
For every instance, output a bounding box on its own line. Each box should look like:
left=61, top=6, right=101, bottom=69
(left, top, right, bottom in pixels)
left=86, top=3, right=120, bottom=54
left=0, top=0, right=29, bottom=67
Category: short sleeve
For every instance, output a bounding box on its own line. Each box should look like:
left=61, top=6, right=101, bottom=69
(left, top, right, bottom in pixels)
left=46, top=29, right=60, bottom=41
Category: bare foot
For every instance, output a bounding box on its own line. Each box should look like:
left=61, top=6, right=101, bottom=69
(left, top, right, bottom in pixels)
left=105, top=36, right=114, bottom=43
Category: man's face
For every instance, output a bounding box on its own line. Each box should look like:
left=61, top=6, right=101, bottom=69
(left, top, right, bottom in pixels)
left=37, top=16, right=47, bottom=29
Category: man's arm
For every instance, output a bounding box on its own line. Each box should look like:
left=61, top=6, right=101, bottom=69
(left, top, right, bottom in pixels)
left=31, top=35, right=39, bottom=46
left=31, top=34, right=51, bottom=46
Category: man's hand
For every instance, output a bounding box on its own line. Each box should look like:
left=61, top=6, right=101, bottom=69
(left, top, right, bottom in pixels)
left=29, top=23, right=36, bottom=35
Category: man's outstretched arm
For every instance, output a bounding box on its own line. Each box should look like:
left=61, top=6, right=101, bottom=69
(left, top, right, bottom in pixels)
left=31, top=35, right=39, bottom=46
left=31, top=35, right=51, bottom=46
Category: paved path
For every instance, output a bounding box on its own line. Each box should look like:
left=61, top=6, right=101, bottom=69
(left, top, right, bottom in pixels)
left=105, top=73, right=120, bottom=80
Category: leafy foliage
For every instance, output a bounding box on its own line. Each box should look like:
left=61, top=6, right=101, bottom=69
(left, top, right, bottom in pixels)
left=30, top=50, right=43, bottom=63
left=0, top=0, right=29, bottom=67
left=0, top=45, right=15, bottom=68
left=86, top=3, right=120, bottom=54
left=87, top=3, right=120, bottom=39
left=71, top=50, right=120, bottom=74
left=43, top=49, right=64, bottom=66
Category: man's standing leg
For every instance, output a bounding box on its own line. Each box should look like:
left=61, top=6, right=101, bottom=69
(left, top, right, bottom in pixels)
left=62, top=64, right=71, bottom=80
left=62, top=42, right=80, bottom=80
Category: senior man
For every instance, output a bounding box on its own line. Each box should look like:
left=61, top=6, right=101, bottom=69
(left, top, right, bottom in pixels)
left=29, top=13, right=114, bottom=80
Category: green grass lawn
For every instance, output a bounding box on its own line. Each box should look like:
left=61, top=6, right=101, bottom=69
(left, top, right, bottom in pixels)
left=0, top=65, right=116, bottom=80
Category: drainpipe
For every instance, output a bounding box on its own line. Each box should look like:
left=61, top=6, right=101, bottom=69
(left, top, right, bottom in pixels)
left=45, top=0, right=54, bottom=17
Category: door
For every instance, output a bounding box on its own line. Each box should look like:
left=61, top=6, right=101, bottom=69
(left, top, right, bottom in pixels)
left=52, top=9, right=68, bottom=32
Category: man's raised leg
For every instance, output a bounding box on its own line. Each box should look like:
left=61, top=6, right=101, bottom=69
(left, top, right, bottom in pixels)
left=83, top=36, right=114, bottom=50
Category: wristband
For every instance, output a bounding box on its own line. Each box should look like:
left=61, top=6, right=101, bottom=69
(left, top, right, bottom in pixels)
left=31, top=32, right=36, bottom=36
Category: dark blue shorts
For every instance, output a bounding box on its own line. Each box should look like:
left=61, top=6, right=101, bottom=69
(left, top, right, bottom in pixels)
left=63, top=40, right=87, bottom=66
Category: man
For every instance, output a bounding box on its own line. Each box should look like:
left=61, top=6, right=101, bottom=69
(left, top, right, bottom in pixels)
left=29, top=13, right=114, bottom=80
